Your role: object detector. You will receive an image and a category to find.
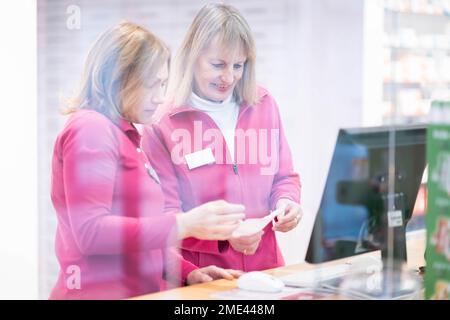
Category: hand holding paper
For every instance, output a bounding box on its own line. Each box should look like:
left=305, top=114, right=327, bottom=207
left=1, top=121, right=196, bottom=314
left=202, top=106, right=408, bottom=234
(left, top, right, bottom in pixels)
left=177, top=200, right=245, bottom=240
left=231, top=205, right=287, bottom=238
left=228, top=230, right=264, bottom=255
left=272, top=199, right=303, bottom=232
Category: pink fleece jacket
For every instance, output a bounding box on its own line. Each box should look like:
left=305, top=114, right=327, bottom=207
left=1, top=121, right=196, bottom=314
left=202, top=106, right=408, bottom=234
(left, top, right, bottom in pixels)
left=142, top=87, right=301, bottom=271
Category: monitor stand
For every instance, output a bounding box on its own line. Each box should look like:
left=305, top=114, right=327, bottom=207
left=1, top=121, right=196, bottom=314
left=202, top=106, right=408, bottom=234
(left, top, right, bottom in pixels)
left=338, top=261, right=422, bottom=300
left=333, top=193, right=422, bottom=300
left=337, top=202, right=422, bottom=300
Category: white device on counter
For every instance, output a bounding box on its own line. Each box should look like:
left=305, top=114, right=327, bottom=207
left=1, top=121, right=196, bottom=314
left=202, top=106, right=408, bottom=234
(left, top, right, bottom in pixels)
left=237, top=271, right=285, bottom=293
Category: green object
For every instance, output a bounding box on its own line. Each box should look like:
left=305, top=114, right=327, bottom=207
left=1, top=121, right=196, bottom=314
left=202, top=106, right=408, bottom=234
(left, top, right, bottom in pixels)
left=425, top=100, right=450, bottom=300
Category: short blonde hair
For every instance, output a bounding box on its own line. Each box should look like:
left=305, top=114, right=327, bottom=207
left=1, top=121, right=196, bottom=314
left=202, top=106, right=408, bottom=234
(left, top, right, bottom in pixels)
left=168, top=3, right=258, bottom=107
left=65, top=21, right=170, bottom=121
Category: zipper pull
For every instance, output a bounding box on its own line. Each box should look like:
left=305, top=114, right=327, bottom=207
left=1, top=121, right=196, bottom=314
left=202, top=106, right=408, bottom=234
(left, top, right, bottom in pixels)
left=232, top=163, right=238, bottom=175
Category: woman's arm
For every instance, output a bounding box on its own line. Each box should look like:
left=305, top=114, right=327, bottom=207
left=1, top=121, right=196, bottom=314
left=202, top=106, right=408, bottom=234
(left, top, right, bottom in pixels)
left=61, top=117, right=178, bottom=255
left=268, top=97, right=301, bottom=210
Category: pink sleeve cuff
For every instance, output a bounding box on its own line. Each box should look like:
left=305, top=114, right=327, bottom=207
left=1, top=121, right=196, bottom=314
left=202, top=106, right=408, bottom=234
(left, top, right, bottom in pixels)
left=180, top=259, right=198, bottom=284
left=271, top=195, right=299, bottom=211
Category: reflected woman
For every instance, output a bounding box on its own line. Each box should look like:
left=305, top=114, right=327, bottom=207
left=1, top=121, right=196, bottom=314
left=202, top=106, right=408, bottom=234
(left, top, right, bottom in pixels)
left=50, top=22, right=244, bottom=300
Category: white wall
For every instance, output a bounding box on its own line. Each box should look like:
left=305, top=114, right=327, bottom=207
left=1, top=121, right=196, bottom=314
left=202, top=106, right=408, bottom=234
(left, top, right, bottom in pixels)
left=0, top=0, right=38, bottom=299
left=275, top=0, right=366, bottom=265
left=362, top=0, right=384, bottom=127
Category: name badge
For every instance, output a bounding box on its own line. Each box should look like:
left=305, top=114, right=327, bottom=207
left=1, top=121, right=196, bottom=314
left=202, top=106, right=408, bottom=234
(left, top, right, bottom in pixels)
left=184, top=148, right=215, bottom=170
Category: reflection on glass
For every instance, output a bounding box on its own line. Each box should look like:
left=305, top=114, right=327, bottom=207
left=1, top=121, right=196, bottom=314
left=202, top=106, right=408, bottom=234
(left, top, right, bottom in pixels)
left=307, top=125, right=426, bottom=264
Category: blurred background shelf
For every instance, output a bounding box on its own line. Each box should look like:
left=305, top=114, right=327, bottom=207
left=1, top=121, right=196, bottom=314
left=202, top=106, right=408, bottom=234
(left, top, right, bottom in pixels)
left=382, top=0, right=450, bottom=125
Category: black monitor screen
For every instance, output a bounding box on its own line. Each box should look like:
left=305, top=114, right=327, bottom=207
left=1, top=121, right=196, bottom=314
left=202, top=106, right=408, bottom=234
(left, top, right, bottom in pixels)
left=306, top=125, right=426, bottom=264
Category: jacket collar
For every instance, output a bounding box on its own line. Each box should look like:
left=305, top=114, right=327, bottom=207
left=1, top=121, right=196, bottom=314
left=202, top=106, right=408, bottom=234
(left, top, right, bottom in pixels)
left=167, top=87, right=269, bottom=118
left=116, top=117, right=141, bottom=146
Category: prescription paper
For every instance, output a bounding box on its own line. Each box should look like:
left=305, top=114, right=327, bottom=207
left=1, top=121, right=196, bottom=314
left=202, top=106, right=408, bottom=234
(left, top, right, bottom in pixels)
left=231, top=205, right=286, bottom=237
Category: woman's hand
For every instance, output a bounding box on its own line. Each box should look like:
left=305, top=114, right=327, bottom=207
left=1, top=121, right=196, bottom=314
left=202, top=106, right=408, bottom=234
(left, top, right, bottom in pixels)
left=229, top=230, right=264, bottom=255
left=176, top=200, right=245, bottom=240
left=186, top=265, right=243, bottom=285
left=272, top=199, right=303, bottom=232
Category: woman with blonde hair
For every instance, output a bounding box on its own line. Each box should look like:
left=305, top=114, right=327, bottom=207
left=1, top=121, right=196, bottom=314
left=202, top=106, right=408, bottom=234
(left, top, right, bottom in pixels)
left=143, top=4, right=302, bottom=272
left=50, top=21, right=244, bottom=300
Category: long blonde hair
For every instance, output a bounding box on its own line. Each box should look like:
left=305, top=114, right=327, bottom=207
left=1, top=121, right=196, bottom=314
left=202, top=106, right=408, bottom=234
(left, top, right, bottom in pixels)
left=168, top=3, right=258, bottom=107
left=64, top=21, right=170, bottom=122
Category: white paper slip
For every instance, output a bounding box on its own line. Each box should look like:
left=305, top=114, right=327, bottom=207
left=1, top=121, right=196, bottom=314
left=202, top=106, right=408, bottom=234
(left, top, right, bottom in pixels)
left=184, top=148, right=215, bottom=170
left=232, top=205, right=287, bottom=237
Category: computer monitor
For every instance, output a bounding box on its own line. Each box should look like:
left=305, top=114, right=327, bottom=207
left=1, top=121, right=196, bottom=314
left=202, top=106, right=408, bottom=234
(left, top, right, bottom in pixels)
left=306, top=125, right=426, bottom=267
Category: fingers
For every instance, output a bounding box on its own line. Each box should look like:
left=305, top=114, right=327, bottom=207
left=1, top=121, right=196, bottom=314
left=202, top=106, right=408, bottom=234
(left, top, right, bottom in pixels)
left=277, top=210, right=298, bottom=224
left=277, top=205, right=302, bottom=223
left=216, top=213, right=245, bottom=224
left=229, top=232, right=263, bottom=255
left=186, top=269, right=213, bottom=285
left=191, top=266, right=243, bottom=284
left=276, top=199, right=291, bottom=212
left=226, top=269, right=244, bottom=278
left=273, top=219, right=297, bottom=232
left=195, top=212, right=245, bottom=240
left=273, top=206, right=302, bottom=232
left=210, top=201, right=245, bottom=215
left=280, top=201, right=292, bottom=212
left=207, top=224, right=242, bottom=239
left=199, top=272, right=214, bottom=282
left=273, top=215, right=299, bottom=231
left=202, top=266, right=235, bottom=280
left=231, top=231, right=264, bottom=245
left=243, top=245, right=258, bottom=255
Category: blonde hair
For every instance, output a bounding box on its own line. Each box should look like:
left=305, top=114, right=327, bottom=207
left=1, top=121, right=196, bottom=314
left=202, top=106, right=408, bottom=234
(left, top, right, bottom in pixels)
left=64, top=21, right=170, bottom=122
left=168, top=3, right=258, bottom=107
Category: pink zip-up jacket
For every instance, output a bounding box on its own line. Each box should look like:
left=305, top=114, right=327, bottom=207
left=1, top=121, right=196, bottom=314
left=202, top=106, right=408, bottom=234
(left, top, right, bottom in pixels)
left=50, top=109, right=196, bottom=300
left=142, top=87, right=301, bottom=271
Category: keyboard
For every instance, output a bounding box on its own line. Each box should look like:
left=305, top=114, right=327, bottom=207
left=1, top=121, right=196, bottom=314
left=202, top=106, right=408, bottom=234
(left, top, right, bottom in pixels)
left=280, top=264, right=351, bottom=288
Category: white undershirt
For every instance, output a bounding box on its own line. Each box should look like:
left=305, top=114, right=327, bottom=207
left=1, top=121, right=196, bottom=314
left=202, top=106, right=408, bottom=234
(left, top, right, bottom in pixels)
left=133, top=123, right=144, bottom=135
left=190, top=92, right=239, bottom=162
